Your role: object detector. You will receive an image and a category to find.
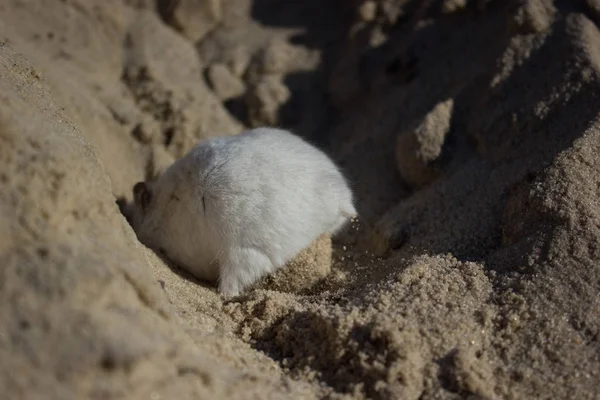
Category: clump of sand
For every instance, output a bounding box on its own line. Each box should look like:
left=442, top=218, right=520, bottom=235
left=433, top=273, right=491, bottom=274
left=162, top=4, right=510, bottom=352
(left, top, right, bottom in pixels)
left=254, top=234, right=333, bottom=294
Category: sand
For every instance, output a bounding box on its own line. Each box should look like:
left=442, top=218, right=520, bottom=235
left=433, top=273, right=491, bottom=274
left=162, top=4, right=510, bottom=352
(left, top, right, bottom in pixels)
left=0, top=0, right=599, bottom=399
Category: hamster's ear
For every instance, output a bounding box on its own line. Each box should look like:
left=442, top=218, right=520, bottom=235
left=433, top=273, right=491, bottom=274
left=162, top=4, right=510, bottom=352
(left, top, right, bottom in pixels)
left=133, top=182, right=152, bottom=211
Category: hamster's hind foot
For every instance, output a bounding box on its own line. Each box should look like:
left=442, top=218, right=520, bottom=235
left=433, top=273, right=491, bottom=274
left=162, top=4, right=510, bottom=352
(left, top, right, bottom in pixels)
left=218, top=247, right=274, bottom=296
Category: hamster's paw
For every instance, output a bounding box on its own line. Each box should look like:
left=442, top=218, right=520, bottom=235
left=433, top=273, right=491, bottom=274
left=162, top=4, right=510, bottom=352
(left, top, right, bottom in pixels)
left=218, top=247, right=274, bottom=297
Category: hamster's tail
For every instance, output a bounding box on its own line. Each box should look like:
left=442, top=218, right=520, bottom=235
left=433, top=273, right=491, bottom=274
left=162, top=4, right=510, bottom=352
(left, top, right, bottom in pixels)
left=340, top=205, right=358, bottom=220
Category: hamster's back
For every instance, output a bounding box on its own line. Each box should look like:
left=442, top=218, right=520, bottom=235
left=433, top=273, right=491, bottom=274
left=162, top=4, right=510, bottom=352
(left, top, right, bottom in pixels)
left=228, top=128, right=350, bottom=208
left=199, top=128, right=353, bottom=262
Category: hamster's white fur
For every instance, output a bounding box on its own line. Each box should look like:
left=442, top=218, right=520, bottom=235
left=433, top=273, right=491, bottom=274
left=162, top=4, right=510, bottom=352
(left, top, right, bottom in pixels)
left=131, top=127, right=356, bottom=296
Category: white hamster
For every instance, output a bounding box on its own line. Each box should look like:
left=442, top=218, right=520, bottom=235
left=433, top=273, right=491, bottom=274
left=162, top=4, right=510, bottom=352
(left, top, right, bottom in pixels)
left=131, top=127, right=356, bottom=296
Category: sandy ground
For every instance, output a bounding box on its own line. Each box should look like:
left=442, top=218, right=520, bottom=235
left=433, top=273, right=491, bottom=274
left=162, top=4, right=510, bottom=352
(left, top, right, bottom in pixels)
left=0, top=0, right=599, bottom=399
